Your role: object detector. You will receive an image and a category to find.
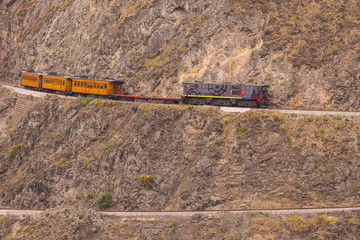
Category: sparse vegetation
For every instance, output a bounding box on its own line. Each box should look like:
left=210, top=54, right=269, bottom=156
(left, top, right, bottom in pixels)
left=95, top=99, right=102, bottom=106
left=45, top=212, right=50, bottom=217
left=319, top=128, right=325, bottom=134
left=9, top=144, right=23, bottom=158
left=315, top=214, right=338, bottom=226
left=211, top=161, right=218, bottom=167
left=99, top=212, right=104, bottom=219
left=171, top=221, right=177, bottom=227
left=86, top=194, right=93, bottom=199
left=76, top=213, right=84, bottom=219
left=97, top=192, right=113, bottom=209
left=139, top=174, right=154, bottom=189
left=224, top=119, right=230, bottom=125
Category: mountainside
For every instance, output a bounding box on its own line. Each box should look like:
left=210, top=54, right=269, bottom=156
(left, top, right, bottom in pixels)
left=0, top=0, right=359, bottom=109
left=1, top=86, right=360, bottom=212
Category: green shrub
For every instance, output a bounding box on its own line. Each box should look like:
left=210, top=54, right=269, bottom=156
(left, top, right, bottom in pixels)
left=95, top=99, right=101, bottom=106
left=45, top=212, right=50, bottom=217
left=171, top=221, right=177, bottom=227
left=99, top=212, right=104, bottom=219
left=103, top=144, right=109, bottom=152
left=224, top=120, right=230, bottom=125
left=97, top=192, right=113, bottom=209
left=139, top=174, right=154, bottom=189
left=86, top=194, right=93, bottom=199
left=76, top=213, right=84, bottom=219
left=38, top=17, right=42, bottom=21
left=84, top=97, right=90, bottom=105
left=349, top=219, right=354, bottom=225
left=319, top=128, right=325, bottom=134
left=114, top=127, right=118, bottom=131
left=287, top=136, right=292, bottom=141
left=240, top=126, right=247, bottom=133
left=58, top=158, right=66, bottom=164
left=45, top=136, right=49, bottom=139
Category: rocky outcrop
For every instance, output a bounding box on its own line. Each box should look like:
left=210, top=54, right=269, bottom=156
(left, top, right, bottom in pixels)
left=0, top=0, right=359, bottom=109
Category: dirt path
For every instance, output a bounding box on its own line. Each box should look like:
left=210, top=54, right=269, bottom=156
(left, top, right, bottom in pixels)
left=1, top=207, right=360, bottom=217
left=2, top=85, right=76, bottom=100
left=220, top=107, right=360, bottom=116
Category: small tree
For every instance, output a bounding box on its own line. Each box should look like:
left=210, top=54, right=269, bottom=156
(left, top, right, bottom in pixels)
left=97, top=192, right=113, bottom=209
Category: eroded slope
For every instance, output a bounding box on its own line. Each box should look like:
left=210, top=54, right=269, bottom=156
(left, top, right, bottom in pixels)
left=0, top=87, right=360, bottom=211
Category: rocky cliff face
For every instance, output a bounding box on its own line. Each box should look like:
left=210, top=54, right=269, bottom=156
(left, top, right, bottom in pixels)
left=1, top=87, right=360, bottom=211
left=0, top=0, right=359, bottom=109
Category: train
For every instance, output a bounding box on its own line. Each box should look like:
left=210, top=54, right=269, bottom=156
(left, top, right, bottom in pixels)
left=20, top=70, right=270, bottom=108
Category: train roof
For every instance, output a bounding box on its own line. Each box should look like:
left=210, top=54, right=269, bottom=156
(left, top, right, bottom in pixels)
left=21, top=71, right=125, bottom=83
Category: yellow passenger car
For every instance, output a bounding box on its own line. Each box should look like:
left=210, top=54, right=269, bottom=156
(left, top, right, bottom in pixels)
left=71, top=77, right=124, bottom=96
left=20, top=71, right=42, bottom=88
left=42, top=75, right=71, bottom=93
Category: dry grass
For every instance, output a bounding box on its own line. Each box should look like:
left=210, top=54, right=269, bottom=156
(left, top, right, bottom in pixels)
left=283, top=216, right=310, bottom=232
left=250, top=218, right=282, bottom=232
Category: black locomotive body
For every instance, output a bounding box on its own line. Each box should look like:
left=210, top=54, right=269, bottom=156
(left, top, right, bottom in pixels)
left=181, top=82, right=269, bottom=108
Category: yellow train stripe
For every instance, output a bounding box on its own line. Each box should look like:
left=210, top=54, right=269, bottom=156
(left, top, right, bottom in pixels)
left=182, top=95, right=243, bottom=99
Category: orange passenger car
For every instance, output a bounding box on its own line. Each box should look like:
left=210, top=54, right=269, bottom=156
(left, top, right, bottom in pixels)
left=20, top=71, right=42, bottom=88
left=71, top=77, right=125, bottom=96
left=43, top=75, right=72, bottom=93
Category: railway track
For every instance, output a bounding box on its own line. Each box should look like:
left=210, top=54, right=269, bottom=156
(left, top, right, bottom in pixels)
left=4, top=84, right=360, bottom=116
left=1, top=206, right=360, bottom=217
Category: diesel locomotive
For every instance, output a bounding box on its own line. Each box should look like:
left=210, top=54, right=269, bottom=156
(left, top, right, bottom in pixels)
left=20, top=70, right=270, bottom=108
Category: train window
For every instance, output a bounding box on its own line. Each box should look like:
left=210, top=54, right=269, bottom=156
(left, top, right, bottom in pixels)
left=104, top=84, right=107, bottom=89
left=81, top=82, right=83, bottom=87
left=100, top=84, right=103, bottom=89
left=97, top=83, right=100, bottom=88
left=231, top=90, right=240, bottom=95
